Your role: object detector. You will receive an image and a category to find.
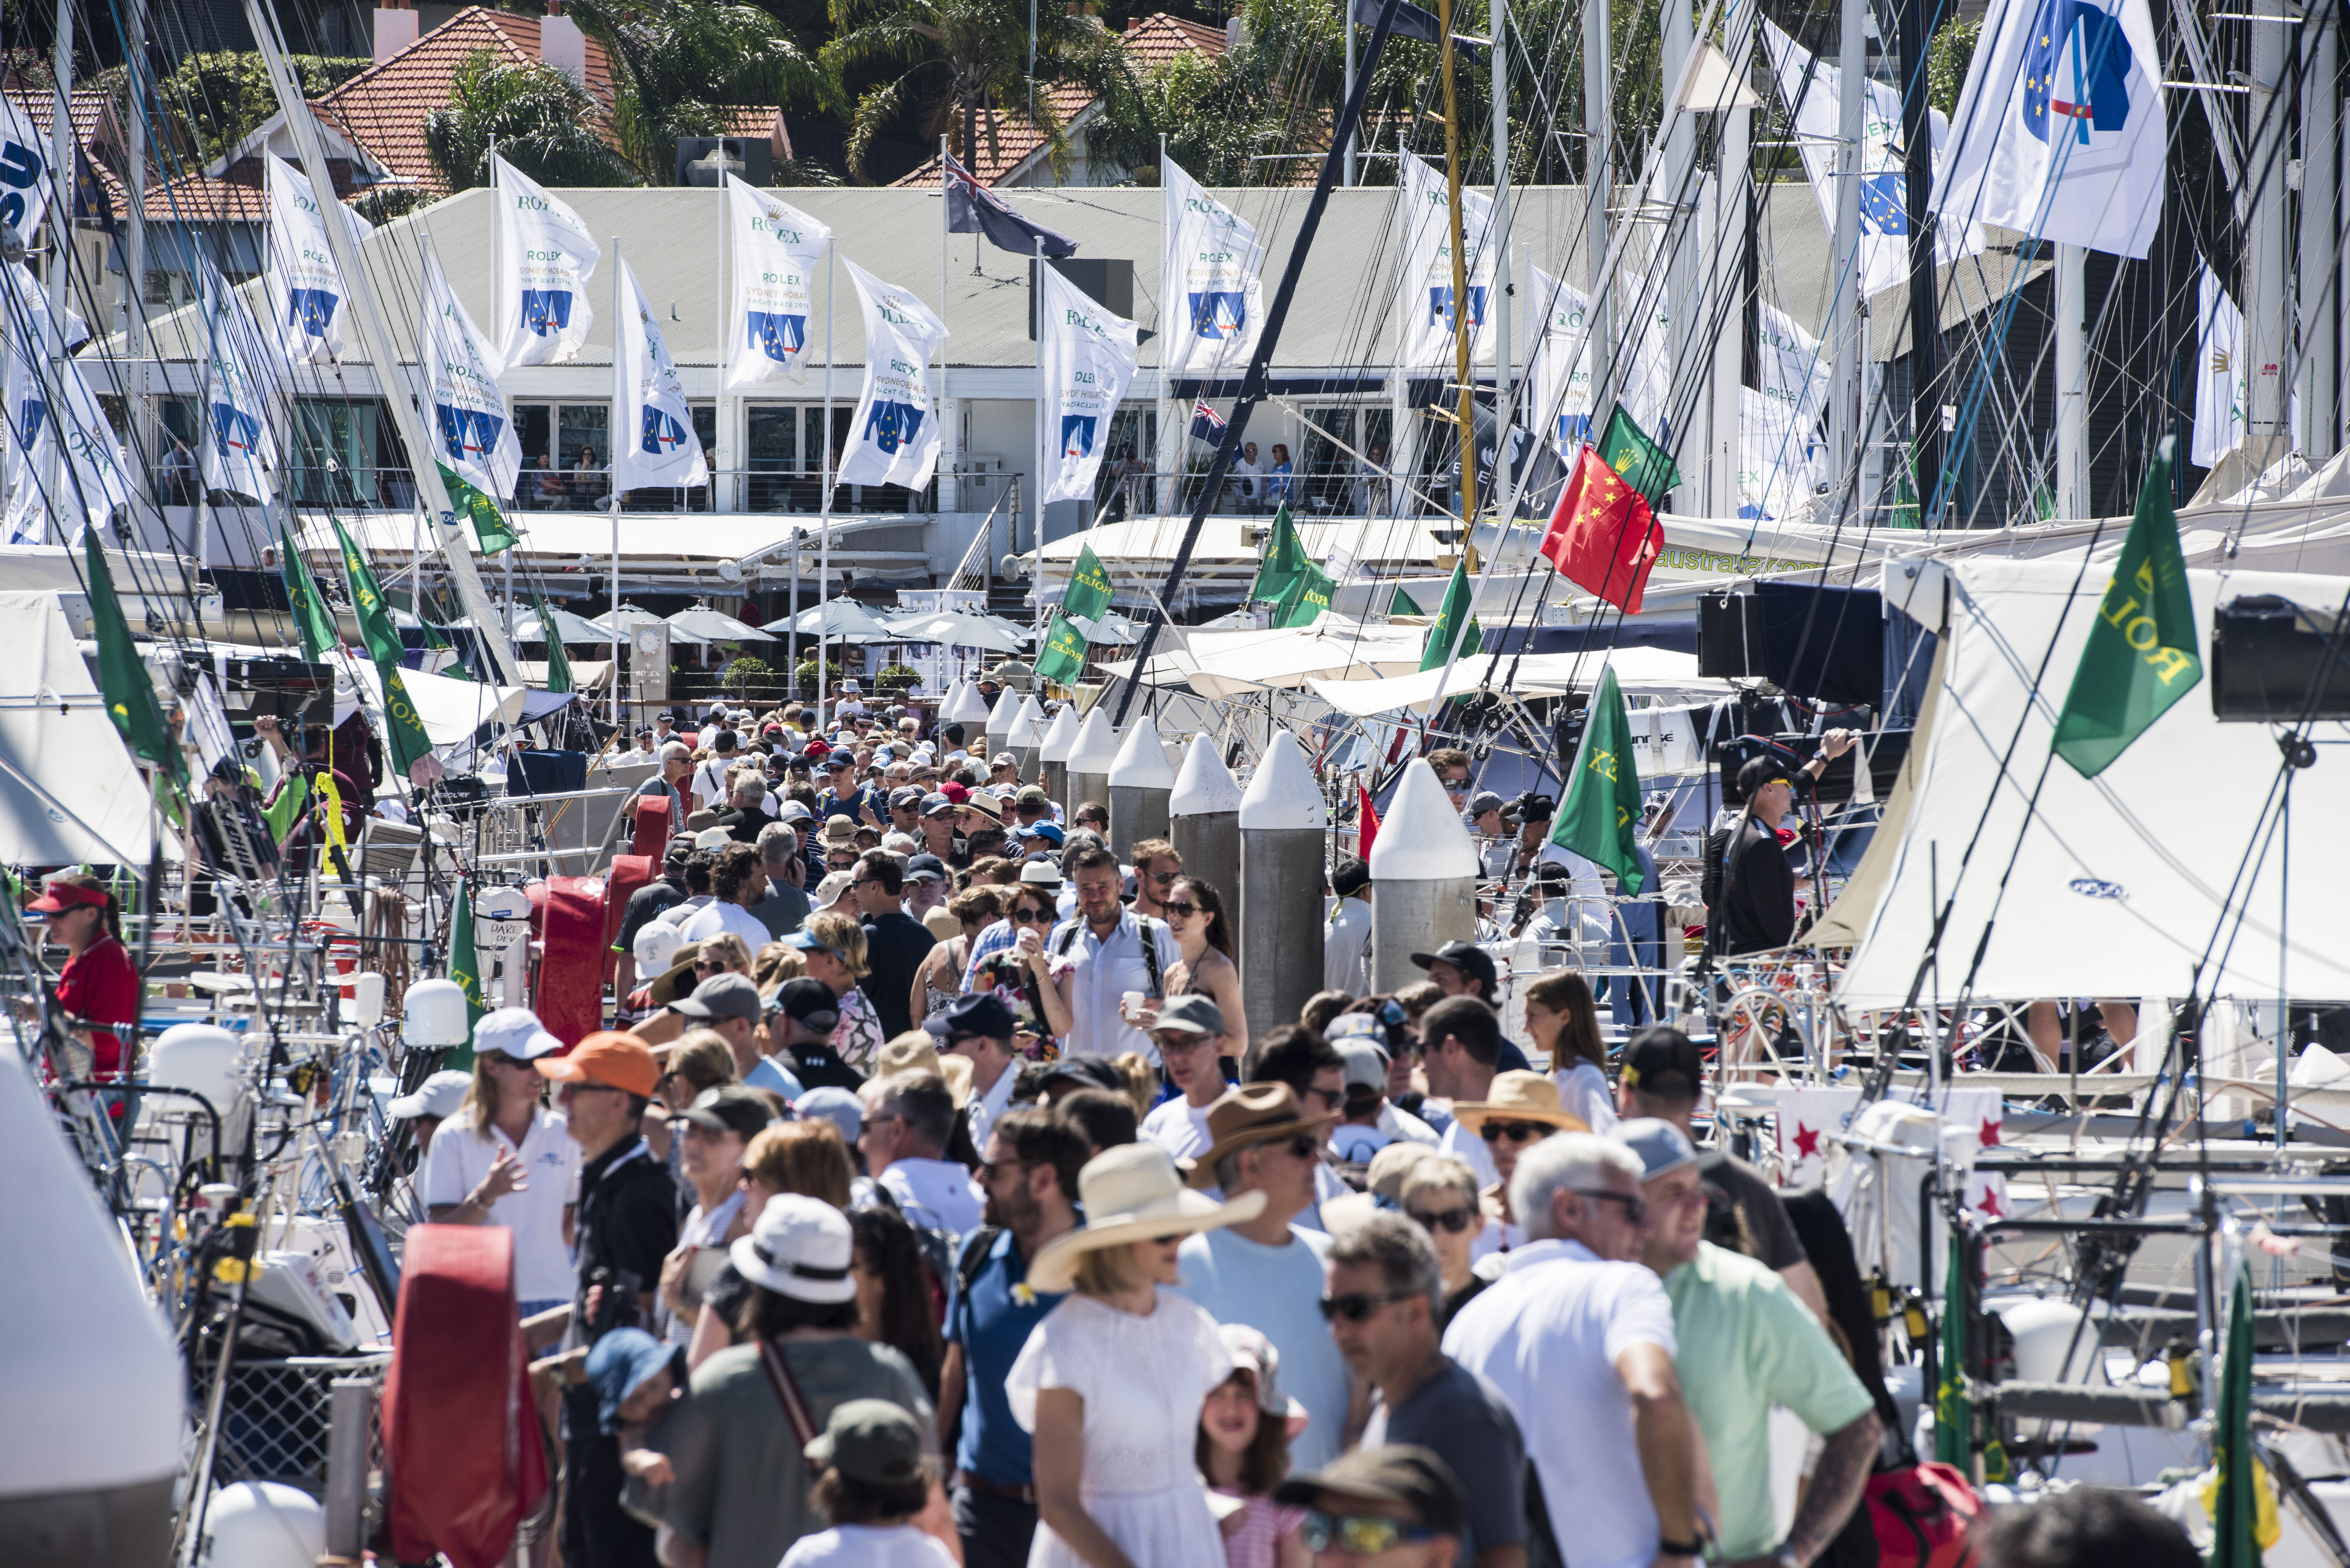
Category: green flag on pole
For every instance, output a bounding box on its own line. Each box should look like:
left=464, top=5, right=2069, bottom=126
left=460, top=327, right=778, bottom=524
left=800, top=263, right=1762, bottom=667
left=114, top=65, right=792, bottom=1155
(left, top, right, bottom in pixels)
left=1274, top=561, right=1336, bottom=628
left=530, top=593, right=573, bottom=694
left=1420, top=556, right=1484, bottom=671
left=438, top=460, right=520, bottom=554
left=1597, top=407, right=1682, bottom=508
left=1934, top=1230, right=1970, bottom=1466
left=330, top=517, right=406, bottom=669
left=1890, top=448, right=1922, bottom=529
left=2211, top=1261, right=2271, bottom=1568
left=1064, top=544, right=1115, bottom=624
left=378, top=664, right=439, bottom=778
left=86, top=531, right=185, bottom=781
left=2051, top=441, right=2201, bottom=779
left=1391, top=585, right=1424, bottom=617
left=445, top=876, right=486, bottom=1064
left=279, top=521, right=340, bottom=663
left=1247, top=503, right=1309, bottom=603
left=1549, top=664, right=1644, bottom=893
left=1035, top=612, right=1090, bottom=685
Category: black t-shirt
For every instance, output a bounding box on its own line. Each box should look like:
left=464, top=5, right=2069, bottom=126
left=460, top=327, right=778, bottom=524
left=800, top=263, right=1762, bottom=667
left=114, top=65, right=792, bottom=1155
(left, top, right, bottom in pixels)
left=788, top=1040, right=868, bottom=1094
left=1717, top=815, right=1797, bottom=954
left=1699, top=1151, right=1808, bottom=1271
left=572, top=1135, right=679, bottom=1340
left=860, top=910, right=939, bottom=1039
left=720, top=805, right=778, bottom=844
left=616, top=876, right=687, bottom=952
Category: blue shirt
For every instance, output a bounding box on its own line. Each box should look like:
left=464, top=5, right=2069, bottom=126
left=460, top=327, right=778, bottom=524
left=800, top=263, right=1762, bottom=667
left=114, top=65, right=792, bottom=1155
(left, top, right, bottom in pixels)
left=745, top=1055, right=805, bottom=1101
left=1168, top=1224, right=1349, bottom=1469
left=946, top=1229, right=1066, bottom=1485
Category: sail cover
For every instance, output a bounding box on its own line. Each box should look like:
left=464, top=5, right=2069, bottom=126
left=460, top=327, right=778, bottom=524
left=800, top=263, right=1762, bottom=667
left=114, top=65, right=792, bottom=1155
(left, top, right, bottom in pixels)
left=0, top=591, right=156, bottom=866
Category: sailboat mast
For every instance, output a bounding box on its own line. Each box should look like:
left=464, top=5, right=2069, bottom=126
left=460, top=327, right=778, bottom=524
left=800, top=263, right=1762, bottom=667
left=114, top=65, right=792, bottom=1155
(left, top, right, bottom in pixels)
left=2246, top=8, right=2289, bottom=464
left=1897, top=0, right=1941, bottom=516
left=1440, top=0, right=1478, bottom=528
left=1827, top=0, right=1865, bottom=503
left=1583, top=0, right=1612, bottom=417
left=2303, top=8, right=2339, bottom=461
left=1490, top=0, right=1511, bottom=469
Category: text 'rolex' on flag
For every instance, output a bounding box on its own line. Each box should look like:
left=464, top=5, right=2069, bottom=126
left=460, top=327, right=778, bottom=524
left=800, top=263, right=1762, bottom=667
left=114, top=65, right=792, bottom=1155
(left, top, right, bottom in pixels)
left=1037, top=265, right=1140, bottom=505
left=1760, top=18, right=1985, bottom=296
left=1537, top=445, right=1666, bottom=614
left=494, top=154, right=600, bottom=368
left=725, top=175, right=832, bottom=390
left=1398, top=152, right=1497, bottom=371
left=1931, top=0, right=2164, bottom=257
left=422, top=246, right=522, bottom=511
left=3, top=263, right=130, bottom=546
left=1528, top=264, right=1595, bottom=456
left=612, top=253, right=708, bottom=493
left=266, top=153, right=375, bottom=364
left=839, top=258, right=950, bottom=490
left=200, top=259, right=280, bottom=504
left=1160, top=154, right=1264, bottom=378
left=944, top=149, right=1077, bottom=257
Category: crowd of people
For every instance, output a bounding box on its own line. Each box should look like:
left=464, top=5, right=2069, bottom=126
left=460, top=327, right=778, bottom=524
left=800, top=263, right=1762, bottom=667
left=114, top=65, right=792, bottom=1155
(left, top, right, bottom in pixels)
left=380, top=686, right=2155, bottom=1568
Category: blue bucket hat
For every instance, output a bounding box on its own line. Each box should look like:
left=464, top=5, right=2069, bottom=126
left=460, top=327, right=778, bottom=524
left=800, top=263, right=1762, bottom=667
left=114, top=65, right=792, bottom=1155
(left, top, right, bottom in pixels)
left=584, top=1327, right=677, bottom=1432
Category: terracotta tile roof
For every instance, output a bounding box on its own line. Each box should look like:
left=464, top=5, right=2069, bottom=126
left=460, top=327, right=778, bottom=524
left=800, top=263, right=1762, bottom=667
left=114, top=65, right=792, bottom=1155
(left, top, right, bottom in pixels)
left=890, top=12, right=1227, bottom=188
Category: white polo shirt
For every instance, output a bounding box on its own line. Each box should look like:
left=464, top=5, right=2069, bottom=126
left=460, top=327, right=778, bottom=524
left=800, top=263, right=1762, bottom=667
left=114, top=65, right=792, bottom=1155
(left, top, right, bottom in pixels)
left=420, top=1104, right=582, bottom=1303
left=678, top=899, right=771, bottom=953
left=1140, top=1096, right=1218, bottom=1162
left=878, top=1157, right=984, bottom=1243
left=1442, top=1238, right=1680, bottom=1568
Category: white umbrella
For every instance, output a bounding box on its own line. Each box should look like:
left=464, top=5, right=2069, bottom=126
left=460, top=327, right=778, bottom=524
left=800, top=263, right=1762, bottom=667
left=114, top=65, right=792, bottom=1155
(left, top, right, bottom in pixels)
left=882, top=610, right=1029, bottom=654
left=771, top=599, right=898, bottom=643
left=590, top=602, right=706, bottom=644
left=1065, top=609, right=1143, bottom=645
left=668, top=604, right=776, bottom=643
left=514, top=603, right=613, bottom=645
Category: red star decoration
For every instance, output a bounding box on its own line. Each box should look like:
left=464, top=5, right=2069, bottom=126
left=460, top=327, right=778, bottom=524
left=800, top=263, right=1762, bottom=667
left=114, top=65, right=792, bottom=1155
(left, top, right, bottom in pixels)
left=1792, top=1123, right=1820, bottom=1159
left=1975, top=1186, right=2004, bottom=1219
left=1979, top=1118, right=2001, bottom=1148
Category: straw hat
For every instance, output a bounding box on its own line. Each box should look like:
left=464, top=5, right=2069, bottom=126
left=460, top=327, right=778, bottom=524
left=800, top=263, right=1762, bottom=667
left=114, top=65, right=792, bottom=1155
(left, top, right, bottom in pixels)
left=1027, top=1143, right=1266, bottom=1293
left=1184, top=1083, right=1340, bottom=1189
left=648, top=939, right=707, bottom=1005
left=1445, top=1070, right=1590, bottom=1134
left=873, top=1033, right=975, bottom=1106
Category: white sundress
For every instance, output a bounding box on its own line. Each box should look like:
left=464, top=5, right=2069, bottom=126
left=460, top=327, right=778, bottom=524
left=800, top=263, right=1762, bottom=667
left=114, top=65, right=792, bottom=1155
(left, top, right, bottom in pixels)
left=1005, top=1289, right=1231, bottom=1568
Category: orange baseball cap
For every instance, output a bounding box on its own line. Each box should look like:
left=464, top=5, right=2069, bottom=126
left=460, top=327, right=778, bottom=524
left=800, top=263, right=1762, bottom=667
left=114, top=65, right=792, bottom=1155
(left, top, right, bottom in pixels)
left=536, top=1031, right=661, bottom=1099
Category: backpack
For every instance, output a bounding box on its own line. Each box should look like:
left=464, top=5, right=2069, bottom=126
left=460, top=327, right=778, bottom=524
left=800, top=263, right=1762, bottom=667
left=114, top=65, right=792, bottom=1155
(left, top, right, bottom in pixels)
left=1831, top=1463, right=1980, bottom=1568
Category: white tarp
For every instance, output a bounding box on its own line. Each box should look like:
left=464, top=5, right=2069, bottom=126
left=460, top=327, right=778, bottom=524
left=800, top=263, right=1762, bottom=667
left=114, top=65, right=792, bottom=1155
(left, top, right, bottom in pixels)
left=0, top=592, right=155, bottom=865
left=1830, top=557, right=2350, bottom=1005
left=1098, top=623, right=1426, bottom=699
left=349, top=659, right=526, bottom=746
left=1306, top=647, right=1729, bottom=717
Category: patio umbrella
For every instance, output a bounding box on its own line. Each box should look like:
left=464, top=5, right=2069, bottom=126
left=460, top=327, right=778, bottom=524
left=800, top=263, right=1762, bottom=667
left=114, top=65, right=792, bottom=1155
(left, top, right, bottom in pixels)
left=589, top=603, right=706, bottom=644
left=667, top=604, right=776, bottom=643
left=770, top=599, right=898, bottom=644
left=513, top=603, right=612, bottom=645
left=1065, top=609, right=1143, bottom=645
left=881, top=610, right=1029, bottom=654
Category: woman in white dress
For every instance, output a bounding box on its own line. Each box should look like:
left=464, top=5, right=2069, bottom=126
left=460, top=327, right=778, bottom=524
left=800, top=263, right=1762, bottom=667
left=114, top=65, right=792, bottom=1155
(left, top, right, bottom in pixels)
left=1008, top=1143, right=1268, bottom=1568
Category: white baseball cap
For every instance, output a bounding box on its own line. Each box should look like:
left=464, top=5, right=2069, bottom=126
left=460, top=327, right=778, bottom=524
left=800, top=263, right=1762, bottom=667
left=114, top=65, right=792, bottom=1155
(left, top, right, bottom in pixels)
left=387, top=1068, right=473, bottom=1121
left=634, top=921, right=686, bottom=976
left=474, top=1006, right=565, bottom=1061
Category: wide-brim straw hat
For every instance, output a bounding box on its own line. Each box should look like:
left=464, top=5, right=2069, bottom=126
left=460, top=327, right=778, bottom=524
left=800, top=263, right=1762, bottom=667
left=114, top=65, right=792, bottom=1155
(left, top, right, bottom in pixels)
left=1027, top=1143, right=1266, bottom=1293
left=1447, top=1069, right=1590, bottom=1134
left=1184, top=1082, right=1339, bottom=1189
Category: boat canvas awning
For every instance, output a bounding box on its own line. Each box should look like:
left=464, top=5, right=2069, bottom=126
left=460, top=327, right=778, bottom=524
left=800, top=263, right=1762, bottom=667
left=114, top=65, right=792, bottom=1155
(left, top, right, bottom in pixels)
left=1096, top=623, right=1427, bottom=699
left=1824, top=557, right=2350, bottom=1006
left=0, top=593, right=158, bottom=868
left=349, top=660, right=528, bottom=746
left=1307, top=647, right=1730, bottom=716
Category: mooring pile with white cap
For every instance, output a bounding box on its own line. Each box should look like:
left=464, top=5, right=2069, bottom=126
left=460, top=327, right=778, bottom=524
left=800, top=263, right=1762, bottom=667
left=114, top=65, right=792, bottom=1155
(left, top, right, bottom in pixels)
left=943, top=680, right=991, bottom=739
left=1239, top=729, right=1328, bottom=1039
left=1170, top=733, right=1244, bottom=955
left=1107, top=714, right=1176, bottom=862
left=1368, top=757, right=1479, bottom=991
left=1037, top=703, right=1080, bottom=809
left=984, top=676, right=1022, bottom=759
left=1009, top=694, right=1048, bottom=781
left=1065, top=708, right=1121, bottom=821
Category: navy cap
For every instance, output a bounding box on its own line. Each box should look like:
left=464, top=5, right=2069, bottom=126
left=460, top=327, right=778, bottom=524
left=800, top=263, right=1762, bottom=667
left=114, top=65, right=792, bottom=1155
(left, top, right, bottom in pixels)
left=925, top=991, right=1018, bottom=1043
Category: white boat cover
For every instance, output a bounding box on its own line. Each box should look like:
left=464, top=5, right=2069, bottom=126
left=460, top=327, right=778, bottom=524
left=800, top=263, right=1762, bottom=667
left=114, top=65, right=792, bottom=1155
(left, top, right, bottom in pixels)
left=0, top=592, right=157, bottom=867
left=1306, top=647, right=1731, bottom=716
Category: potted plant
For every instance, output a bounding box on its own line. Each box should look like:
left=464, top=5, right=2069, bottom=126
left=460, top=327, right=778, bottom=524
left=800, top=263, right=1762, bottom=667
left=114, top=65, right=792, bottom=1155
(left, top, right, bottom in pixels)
left=875, top=663, right=921, bottom=695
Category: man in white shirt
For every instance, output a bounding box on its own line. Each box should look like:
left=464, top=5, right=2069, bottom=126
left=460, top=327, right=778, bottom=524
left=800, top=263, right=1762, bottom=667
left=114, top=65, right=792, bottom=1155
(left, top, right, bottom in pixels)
left=688, top=733, right=740, bottom=812
left=1040, top=846, right=1179, bottom=1061
left=860, top=1069, right=983, bottom=1240
left=1323, top=857, right=1374, bottom=995
left=1443, top=1132, right=1702, bottom=1568
left=1231, top=441, right=1266, bottom=512
left=932, top=992, right=1021, bottom=1154
left=1138, top=995, right=1235, bottom=1161
left=1420, top=994, right=1504, bottom=1190
left=677, top=842, right=771, bottom=952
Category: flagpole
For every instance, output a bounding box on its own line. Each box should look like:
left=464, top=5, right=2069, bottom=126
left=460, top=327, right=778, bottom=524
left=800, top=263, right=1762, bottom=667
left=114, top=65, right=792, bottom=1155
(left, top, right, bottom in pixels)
left=1035, top=233, right=1047, bottom=656
left=818, top=244, right=834, bottom=734
left=610, top=235, right=623, bottom=727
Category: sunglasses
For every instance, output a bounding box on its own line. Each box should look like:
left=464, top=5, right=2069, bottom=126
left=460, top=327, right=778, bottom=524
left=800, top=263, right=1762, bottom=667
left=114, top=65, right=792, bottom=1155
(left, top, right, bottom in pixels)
left=1573, top=1187, right=1650, bottom=1224
left=1406, top=1206, right=1476, bottom=1234
left=1144, top=868, right=1178, bottom=884
left=1318, top=1290, right=1414, bottom=1323
left=694, top=958, right=725, bottom=972
left=1277, top=1134, right=1321, bottom=1159
left=1479, top=1120, right=1548, bottom=1143
left=1011, top=907, right=1051, bottom=923
left=1148, top=1232, right=1185, bottom=1246
left=1303, top=1512, right=1440, bottom=1557
left=1162, top=900, right=1197, bottom=917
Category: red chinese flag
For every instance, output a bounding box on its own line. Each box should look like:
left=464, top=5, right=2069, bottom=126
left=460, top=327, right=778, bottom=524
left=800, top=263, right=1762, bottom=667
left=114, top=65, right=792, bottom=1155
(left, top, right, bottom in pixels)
left=1358, top=782, right=1381, bottom=860
left=1538, top=444, right=1666, bottom=614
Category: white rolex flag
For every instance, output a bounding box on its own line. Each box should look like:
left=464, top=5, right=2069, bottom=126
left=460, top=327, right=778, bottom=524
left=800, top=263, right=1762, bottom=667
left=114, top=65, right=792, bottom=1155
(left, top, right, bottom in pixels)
left=1739, top=386, right=1827, bottom=521
left=1038, top=265, right=1140, bottom=505
left=2192, top=266, right=2243, bottom=469
left=612, top=253, right=707, bottom=492
left=1760, top=18, right=1985, bottom=298
left=3, top=267, right=130, bottom=544
left=1930, top=0, right=2164, bottom=257
left=422, top=246, right=522, bottom=504
left=1398, top=152, right=1497, bottom=370
left=724, top=176, right=832, bottom=389
left=494, top=154, right=599, bottom=367
left=1757, top=301, right=1833, bottom=434
left=200, top=260, right=280, bottom=503
left=266, top=154, right=374, bottom=364
left=0, top=96, right=57, bottom=246
left=838, top=259, right=949, bottom=490
left=1160, top=155, right=1263, bottom=378
left=1527, top=264, right=1594, bottom=456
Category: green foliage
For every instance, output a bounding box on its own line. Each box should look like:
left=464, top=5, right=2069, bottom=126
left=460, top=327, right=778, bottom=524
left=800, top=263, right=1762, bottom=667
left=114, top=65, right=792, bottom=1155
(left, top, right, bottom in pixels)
left=422, top=50, right=639, bottom=190
left=721, top=654, right=776, bottom=689
left=158, top=52, right=373, bottom=164
left=565, top=0, right=830, bottom=183
left=794, top=657, right=845, bottom=697
left=353, top=185, right=430, bottom=224
left=1928, top=18, right=1981, bottom=119
left=875, top=662, right=921, bottom=691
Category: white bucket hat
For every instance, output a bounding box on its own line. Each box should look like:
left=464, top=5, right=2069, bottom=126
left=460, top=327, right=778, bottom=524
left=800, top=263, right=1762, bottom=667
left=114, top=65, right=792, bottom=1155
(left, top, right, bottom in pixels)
left=1026, top=1143, right=1265, bottom=1293
left=729, top=1193, right=858, bottom=1304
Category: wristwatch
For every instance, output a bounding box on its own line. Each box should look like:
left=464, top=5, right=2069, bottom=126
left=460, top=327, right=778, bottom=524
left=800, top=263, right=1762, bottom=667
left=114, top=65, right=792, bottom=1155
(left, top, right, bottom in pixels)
left=1655, top=1538, right=1706, bottom=1560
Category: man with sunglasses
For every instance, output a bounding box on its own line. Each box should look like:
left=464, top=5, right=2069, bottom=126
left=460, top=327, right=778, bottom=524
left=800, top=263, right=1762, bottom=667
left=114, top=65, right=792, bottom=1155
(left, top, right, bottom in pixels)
left=1137, top=994, right=1237, bottom=1160
left=1327, top=1215, right=1527, bottom=1568
left=1127, top=837, right=1183, bottom=923
left=1442, top=1134, right=1700, bottom=1568
left=1272, top=1445, right=1467, bottom=1568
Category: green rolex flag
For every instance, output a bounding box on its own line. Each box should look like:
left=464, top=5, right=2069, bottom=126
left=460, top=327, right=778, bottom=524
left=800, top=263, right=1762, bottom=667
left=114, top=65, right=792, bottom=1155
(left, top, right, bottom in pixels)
left=1419, top=556, right=1483, bottom=671
left=1934, top=1230, right=1970, bottom=1466
left=378, top=663, right=439, bottom=778
left=530, top=593, right=573, bottom=694
left=279, top=521, right=340, bottom=662
left=1391, top=585, right=1424, bottom=617
left=1598, top=407, right=1681, bottom=508
left=330, top=517, right=405, bottom=669
left=86, top=531, right=184, bottom=781
left=439, top=460, right=520, bottom=554
left=1065, top=544, right=1115, bottom=624
left=1247, top=503, right=1308, bottom=603
left=1275, top=561, right=1336, bottom=628
left=1549, top=663, right=1643, bottom=893
left=2211, top=1262, right=2268, bottom=1568
left=2051, top=441, right=2201, bottom=779
left=444, top=876, right=486, bottom=1064
left=1035, top=612, right=1090, bottom=685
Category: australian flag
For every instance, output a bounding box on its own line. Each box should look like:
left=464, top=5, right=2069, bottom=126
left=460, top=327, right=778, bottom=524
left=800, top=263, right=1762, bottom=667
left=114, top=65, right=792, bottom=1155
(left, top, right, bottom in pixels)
left=944, top=149, right=1078, bottom=259
left=1189, top=399, right=1226, bottom=447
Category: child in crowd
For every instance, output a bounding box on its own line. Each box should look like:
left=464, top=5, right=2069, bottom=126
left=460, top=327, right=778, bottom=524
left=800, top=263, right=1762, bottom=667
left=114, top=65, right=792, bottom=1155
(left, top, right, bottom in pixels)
left=1196, top=1324, right=1309, bottom=1568
left=781, top=1399, right=955, bottom=1568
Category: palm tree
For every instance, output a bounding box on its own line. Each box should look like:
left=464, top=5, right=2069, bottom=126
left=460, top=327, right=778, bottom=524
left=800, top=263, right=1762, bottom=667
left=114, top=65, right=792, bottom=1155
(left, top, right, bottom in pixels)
left=422, top=50, right=639, bottom=189
left=822, top=0, right=1129, bottom=183
left=563, top=0, right=830, bottom=184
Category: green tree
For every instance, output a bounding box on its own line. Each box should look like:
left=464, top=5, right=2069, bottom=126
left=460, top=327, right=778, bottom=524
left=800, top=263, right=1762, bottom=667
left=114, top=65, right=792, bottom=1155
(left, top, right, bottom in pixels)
left=565, top=0, right=829, bottom=183
left=157, top=52, right=372, bottom=164
left=422, top=49, right=639, bottom=190
left=1928, top=17, right=1981, bottom=118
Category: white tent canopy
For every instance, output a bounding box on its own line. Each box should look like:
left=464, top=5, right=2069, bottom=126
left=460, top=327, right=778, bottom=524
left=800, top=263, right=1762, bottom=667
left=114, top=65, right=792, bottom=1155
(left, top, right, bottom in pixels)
left=514, top=603, right=613, bottom=644
left=1823, top=557, right=2350, bottom=1006
left=1306, top=647, right=1730, bottom=717
left=0, top=593, right=156, bottom=866
left=882, top=610, right=1028, bottom=652
left=773, top=599, right=897, bottom=643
